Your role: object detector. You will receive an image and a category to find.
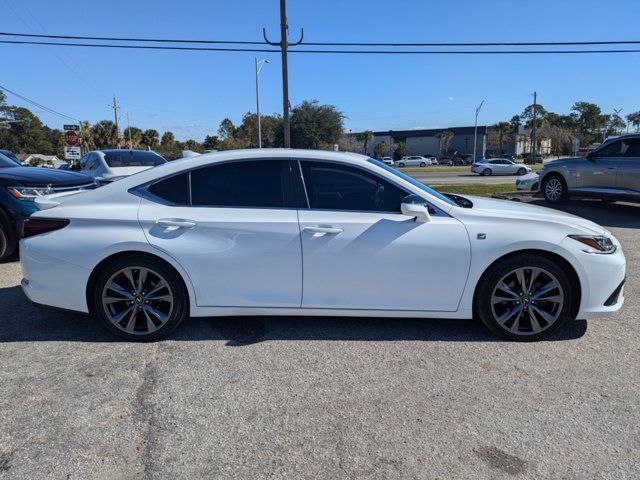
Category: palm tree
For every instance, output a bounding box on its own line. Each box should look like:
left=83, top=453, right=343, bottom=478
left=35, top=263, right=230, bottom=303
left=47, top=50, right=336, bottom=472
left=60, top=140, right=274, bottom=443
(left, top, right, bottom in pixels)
left=358, top=130, right=374, bottom=155
left=78, top=120, right=95, bottom=153
left=435, top=130, right=454, bottom=156
left=626, top=111, right=640, bottom=133
left=91, top=120, right=118, bottom=149
left=142, top=129, right=160, bottom=149
left=493, top=121, right=512, bottom=154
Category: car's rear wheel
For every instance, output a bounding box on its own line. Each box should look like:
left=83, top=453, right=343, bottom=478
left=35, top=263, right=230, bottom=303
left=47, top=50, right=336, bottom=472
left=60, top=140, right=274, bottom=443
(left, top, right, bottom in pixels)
left=517, top=167, right=527, bottom=176
left=0, top=210, right=17, bottom=262
left=91, top=255, right=188, bottom=341
left=475, top=254, right=574, bottom=341
left=482, top=168, right=492, bottom=176
left=542, top=174, right=568, bottom=203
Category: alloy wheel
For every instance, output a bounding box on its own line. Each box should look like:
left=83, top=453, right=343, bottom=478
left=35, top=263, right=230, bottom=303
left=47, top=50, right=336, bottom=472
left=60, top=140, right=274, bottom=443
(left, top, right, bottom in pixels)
left=545, top=177, right=563, bottom=201
left=101, top=266, right=174, bottom=336
left=490, top=266, right=564, bottom=336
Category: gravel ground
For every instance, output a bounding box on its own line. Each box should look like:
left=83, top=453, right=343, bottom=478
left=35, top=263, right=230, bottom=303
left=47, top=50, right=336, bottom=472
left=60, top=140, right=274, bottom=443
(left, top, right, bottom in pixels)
left=0, top=198, right=638, bottom=479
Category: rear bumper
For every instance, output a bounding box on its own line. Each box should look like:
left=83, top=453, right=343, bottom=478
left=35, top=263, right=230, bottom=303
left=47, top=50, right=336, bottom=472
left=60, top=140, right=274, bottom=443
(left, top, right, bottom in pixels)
left=20, top=241, right=91, bottom=313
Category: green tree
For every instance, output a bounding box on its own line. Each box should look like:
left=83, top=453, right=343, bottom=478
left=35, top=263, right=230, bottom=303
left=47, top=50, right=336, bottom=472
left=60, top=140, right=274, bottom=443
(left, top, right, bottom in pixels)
left=161, top=131, right=176, bottom=149
left=123, top=126, right=143, bottom=149
left=626, top=111, right=640, bottom=132
left=182, top=139, right=204, bottom=152
left=435, top=130, right=455, bottom=156
left=571, top=101, right=605, bottom=143
left=203, top=134, right=220, bottom=150
left=358, top=130, right=374, bottom=155
left=141, top=129, right=160, bottom=149
left=374, top=141, right=387, bottom=158
left=91, top=120, right=118, bottom=149
left=509, top=115, right=521, bottom=132
left=393, top=141, right=407, bottom=160
left=218, top=118, right=236, bottom=140
left=78, top=120, right=95, bottom=153
left=492, top=122, right=512, bottom=154
left=606, top=112, right=626, bottom=136
left=290, top=100, right=344, bottom=149
left=6, top=107, right=52, bottom=153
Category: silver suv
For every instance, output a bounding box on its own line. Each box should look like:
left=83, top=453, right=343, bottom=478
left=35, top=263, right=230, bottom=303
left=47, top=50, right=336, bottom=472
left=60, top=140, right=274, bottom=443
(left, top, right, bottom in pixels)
left=540, top=134, right=640, bottom=204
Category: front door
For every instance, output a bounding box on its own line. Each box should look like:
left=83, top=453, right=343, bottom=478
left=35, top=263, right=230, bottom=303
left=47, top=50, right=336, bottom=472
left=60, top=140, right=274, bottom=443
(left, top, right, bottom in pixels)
left=296, top=160, right=471, bottom=312
left=576, top=140, right=622, bottom=190
left=138, top=159, right=302, bottom=308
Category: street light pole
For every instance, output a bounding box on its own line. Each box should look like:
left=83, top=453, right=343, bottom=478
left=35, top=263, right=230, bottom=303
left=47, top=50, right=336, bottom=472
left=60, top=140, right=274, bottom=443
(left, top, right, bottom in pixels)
left=473, top=100, right=485, bottom=161
left=255, top=58, right=269, bottom=148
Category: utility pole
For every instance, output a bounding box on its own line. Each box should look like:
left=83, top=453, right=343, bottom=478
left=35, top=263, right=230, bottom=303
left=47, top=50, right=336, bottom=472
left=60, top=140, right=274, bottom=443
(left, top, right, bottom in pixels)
left=263, top=0, right=303, bottom=148
left=531, top=91, right=537, bottom=160
left=110, top=95, right=120, bottom=149
left=255, top=58, right=269, bottom=148
left=473, top=100, right=484, bottom=161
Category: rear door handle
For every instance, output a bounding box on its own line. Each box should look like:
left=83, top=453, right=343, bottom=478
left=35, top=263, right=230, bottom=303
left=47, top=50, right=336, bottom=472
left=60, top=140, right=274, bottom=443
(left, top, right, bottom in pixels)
left=156, top=218, right=197, bottom=229
left=303, top=226, right=344, bottom=235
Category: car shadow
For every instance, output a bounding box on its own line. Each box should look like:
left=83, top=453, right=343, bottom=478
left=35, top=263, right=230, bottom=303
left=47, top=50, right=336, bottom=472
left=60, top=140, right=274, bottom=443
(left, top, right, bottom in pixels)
left=0, top=285, right=587, bottom=344
left=529, top=198, right=640, bottom=229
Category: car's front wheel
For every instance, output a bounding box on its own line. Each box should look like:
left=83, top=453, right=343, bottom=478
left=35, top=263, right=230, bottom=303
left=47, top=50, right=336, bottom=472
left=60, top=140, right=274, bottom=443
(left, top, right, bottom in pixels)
left=420, top=162, right=426, bottom=167
left=517, top=167, right=527, bottom=176
left=397, top=162, right=405, bottom=168
left=542, top=173, right=568, bottom=203
left=475, top=254, right=574, bottom=341
left=91, top=254, right=188, bottom=341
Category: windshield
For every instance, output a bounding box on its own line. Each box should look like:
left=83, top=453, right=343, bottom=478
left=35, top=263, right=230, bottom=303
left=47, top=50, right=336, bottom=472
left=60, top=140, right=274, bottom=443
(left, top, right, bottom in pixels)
left=0, top=152, right=19, bottom=168
left=367, top=158, right=457, bottom=207
left=104, top=151, right=166, bottom=167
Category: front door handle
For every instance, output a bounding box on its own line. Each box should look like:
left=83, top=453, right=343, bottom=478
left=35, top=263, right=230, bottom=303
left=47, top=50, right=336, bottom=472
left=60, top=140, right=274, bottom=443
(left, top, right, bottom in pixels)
left=303, top=226, right=344, bottom=235
left=156, top=218, right=197, bottom=229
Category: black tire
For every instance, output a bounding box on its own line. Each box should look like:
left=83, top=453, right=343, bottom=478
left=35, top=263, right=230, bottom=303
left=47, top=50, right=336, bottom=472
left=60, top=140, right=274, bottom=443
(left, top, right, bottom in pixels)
left=420, top=162, right=426, bottom=167
left=0, top=209, right=17, bottom=262
left=517, top=167, right=527, bottom=176
left=398, top=162, right=405, bottom=168
left=542, top=173, right=568, bottom=203
left=90, top=254, right=189, bottom=341
left=482, top=168, right=492, bottom=176
left=475, top=254, right=574, bottom=341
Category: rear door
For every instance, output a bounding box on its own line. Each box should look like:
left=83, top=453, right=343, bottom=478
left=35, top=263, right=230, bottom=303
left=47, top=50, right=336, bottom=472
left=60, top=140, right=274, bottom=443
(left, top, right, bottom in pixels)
left=138, top=159, right=303, bottom=308
left=296, top=160, right=471, bottom=312
left=613, top=138, right=640, bottom=195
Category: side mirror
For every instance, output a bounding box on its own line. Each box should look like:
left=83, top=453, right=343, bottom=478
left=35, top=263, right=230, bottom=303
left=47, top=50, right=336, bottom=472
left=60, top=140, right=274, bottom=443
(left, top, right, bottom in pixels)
left=586, top=151, right=596, bottom=161
left=401, top=194, right=431, bottom=222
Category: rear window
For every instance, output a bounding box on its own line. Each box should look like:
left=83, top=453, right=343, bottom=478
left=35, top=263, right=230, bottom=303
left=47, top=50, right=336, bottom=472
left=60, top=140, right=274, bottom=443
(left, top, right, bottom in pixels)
left=104, top=151, right=166, bottom=167
left=147, top=173, right=190, bottom=205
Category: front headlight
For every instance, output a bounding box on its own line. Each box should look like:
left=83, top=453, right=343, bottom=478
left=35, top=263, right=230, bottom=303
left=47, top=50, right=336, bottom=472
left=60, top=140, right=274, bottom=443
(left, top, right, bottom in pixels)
left=7, top=186, right=53, bottom=201
left=568, top=234, right=616, bottom=254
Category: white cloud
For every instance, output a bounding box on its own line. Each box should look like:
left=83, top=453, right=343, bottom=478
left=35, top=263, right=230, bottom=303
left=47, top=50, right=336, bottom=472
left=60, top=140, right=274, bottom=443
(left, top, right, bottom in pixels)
left=447, top=96, right=457, bottom=102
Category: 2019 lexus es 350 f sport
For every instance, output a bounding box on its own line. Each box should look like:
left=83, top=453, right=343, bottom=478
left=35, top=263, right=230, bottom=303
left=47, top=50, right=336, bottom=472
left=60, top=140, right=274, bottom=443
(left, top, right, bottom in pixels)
left=20, top=150, right=625, bottom=342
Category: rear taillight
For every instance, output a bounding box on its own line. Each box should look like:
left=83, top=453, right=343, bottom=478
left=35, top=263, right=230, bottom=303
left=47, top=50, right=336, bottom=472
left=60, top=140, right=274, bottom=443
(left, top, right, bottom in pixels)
left=21, top=218, right=70, bottom=239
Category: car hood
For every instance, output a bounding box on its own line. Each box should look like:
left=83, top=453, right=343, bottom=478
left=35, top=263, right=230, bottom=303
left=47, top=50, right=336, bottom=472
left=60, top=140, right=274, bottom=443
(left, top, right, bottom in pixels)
left=464, top=196, right=606, bottom=235
left=0, top=166, right=93, bottom=187
left=105, top=166, right=154, bottom=178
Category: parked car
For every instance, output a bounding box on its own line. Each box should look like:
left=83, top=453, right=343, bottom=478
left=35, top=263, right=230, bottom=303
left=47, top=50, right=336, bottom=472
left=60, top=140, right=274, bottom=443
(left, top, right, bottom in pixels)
left=516, top=172, right=540, bottom=191
left=443, top=155, right=472, bottom=166
left=471, top=158, right=531, bottom=176
left=459, top=154, right=475, bottom=164
left=423, top=154, right=438, bottom=165
left=21, top=149, right=624, bottom=342
left=0, top=152, right=94, bottom=260
left=76, top=149, right=167, bottom=184
left=380, top=157, right=394, bottom=166
left=396, top=156, right=432, bottom=167
left=0, top=149, right=22, bottom=165
left=540, top=134, right=640, bottom=204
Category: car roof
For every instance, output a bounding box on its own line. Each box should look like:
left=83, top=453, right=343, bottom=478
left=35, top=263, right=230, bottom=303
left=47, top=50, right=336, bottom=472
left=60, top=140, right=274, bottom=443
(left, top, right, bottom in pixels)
left=95, top=149, right=163, bottom=155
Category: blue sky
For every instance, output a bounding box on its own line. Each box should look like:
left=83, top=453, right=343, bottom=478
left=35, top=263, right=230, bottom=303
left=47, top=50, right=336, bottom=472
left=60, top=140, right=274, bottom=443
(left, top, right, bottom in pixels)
left=2, top=0, right=639, bottom=140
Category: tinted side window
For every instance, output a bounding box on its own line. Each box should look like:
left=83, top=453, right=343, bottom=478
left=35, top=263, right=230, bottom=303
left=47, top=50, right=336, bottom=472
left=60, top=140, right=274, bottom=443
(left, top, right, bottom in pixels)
left=622, top=139, right=640, bottom=158
left=191, top=160, right=287, bottom=207
left=596, top=140, right=628, bottom=157
left=300, top=161, right=407, bottom=212
left=148, top=173, right=190, bottom=205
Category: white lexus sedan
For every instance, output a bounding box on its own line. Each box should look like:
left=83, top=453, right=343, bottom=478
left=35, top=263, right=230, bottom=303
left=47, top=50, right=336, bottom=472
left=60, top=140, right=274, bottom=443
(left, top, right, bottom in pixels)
left=471, top=158, right=531, bottom=176
left=20, top=150, right=625, bottom=342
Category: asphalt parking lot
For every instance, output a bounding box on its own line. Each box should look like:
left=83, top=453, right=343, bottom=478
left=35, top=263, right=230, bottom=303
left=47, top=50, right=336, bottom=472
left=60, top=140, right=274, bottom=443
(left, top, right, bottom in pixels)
left=0, top=199, right=638, bottom=479
left=408, top=170, right=521, bottom=185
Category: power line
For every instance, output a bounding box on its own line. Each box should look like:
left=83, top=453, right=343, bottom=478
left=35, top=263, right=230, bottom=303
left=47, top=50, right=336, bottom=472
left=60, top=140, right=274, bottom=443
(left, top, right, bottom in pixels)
left=1, top=39, right=639, bottom=55
left=0, top=84, right=80, bottom=122
left=2, top=31, right=639, bottom=47
left=0, top=31, right=267, bottom=45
